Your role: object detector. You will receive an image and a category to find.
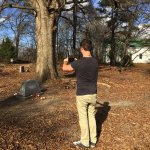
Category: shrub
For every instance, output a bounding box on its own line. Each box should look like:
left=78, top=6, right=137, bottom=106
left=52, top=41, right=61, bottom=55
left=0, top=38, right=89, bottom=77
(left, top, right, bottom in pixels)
left=0, top=38, right=16, bottom=62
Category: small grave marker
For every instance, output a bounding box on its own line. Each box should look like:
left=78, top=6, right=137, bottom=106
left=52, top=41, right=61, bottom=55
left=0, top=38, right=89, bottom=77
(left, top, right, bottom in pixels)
left=19, top=66, right=25, bottom=73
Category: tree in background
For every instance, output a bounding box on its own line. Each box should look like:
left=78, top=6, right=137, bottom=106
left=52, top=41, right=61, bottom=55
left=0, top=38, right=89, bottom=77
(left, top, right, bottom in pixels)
left=82, top=2, right=110, bottom=63
left=0, top=37, right=15, bottom=62
left=57, top=0, right=90, bottom=59
left=0, top=0, right=149, bottom=80
left=0, top=0, right=88, bottom=82
left=97, top=0, right=150, bottom=66
left=3, top=10, right=35, bottom=59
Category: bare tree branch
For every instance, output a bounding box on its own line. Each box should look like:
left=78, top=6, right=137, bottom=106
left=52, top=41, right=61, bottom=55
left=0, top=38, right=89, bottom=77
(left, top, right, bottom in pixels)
left=0, top=2, right=35, bottom=13
left=60, top=15, right=73, bottom=26
left=65, top=0, right=88, bottom=5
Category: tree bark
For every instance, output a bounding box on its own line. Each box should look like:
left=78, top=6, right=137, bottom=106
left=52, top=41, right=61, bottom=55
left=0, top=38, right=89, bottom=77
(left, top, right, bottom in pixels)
left=35, top=1, right=58, bottom=82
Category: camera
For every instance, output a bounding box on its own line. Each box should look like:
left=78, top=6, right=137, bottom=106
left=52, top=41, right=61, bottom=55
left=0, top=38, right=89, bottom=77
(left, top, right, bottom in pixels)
left=68, top=57, right=75, bottom=63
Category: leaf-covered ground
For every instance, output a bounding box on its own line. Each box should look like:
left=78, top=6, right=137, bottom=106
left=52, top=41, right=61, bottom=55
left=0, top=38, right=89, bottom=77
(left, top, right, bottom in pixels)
left=0, top=63, right=150, bottom=150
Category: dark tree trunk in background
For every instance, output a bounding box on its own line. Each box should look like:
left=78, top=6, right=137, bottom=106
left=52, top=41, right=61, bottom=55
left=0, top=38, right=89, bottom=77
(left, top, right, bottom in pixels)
left=110, top=28, right=116, bottom=65
left=15, top=33, right=20, bottom=59
left=73, top=0, right=77, bottom=56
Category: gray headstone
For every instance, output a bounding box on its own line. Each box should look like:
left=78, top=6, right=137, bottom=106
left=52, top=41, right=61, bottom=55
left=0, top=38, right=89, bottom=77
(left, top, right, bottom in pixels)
left=19, top=80, right=41, bottom=97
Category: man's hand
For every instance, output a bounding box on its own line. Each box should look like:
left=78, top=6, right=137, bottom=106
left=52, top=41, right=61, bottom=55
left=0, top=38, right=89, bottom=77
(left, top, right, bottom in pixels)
left=62, top=57, right=74, bottom=72
left=63, top=58, right=69, bottom=65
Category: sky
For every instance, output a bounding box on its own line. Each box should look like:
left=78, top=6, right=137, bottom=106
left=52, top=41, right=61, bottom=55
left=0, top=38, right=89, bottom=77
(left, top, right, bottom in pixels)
left=65, top=0, right=99, bottom=9
left=0, top=18, right=5, bottom=22
left=0, top=0, right=2, bottom=6
left=0, top=0, right=149, bottom=45
left=93, top=0, right=99, bottom=7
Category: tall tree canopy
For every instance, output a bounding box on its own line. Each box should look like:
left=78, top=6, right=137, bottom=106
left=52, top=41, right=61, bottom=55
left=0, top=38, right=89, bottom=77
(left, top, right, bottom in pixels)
left=97, top=0, right=150, bottom=65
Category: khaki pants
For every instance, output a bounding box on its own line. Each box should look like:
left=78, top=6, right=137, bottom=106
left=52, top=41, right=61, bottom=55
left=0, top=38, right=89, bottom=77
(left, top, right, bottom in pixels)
left=76, top=94, right=97, bottom=147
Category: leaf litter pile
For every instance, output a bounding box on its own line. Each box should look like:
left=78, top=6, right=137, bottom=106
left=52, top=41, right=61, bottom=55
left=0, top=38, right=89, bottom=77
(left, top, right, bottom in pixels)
left=0, top=63, right=150, bottom=150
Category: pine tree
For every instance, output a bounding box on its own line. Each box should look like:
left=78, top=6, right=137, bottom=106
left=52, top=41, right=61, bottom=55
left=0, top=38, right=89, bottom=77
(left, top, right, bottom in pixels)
left=0, top=38, right=15, bottom=62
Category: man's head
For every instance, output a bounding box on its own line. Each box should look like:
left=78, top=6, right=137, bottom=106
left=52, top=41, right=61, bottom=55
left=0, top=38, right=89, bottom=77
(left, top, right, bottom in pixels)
left=80, top=39, right=93, bottom=52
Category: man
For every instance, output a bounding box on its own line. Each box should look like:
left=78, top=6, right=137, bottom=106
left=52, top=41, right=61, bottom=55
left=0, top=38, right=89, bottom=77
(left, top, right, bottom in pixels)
left=62, top=39, right=99, bottom=148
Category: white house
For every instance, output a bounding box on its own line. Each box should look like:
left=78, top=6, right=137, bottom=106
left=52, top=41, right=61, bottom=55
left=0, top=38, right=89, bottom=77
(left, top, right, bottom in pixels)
left=129, top=47, right=150, bottom=63
left=104, top=24, right=150, bottom=64
left=130, top=25, right=150, bottom=63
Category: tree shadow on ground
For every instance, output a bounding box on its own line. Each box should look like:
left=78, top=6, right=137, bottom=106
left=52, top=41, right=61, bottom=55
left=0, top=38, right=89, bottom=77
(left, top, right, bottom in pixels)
left=0, top=71, right=10, bottom=76
left=0, top=95, right=27, bottom=108
left=0, top=88, right=47, bottom=109
left=146, top=69, right=150, bottom=75
left=95, top=102, right=111, bottom=140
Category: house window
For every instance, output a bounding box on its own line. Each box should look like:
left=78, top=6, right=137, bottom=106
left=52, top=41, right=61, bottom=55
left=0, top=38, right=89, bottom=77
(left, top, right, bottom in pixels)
left=139, top=54, right=142, bottom=59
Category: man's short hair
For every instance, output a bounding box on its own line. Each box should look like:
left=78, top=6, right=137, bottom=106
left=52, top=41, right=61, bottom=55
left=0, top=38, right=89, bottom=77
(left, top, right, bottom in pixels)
left=80, top=39, right=93, bottom=51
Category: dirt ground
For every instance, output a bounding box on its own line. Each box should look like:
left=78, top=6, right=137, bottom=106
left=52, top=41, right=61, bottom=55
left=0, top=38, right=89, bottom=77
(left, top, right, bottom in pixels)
left=0, top=63, right=150, bottom=150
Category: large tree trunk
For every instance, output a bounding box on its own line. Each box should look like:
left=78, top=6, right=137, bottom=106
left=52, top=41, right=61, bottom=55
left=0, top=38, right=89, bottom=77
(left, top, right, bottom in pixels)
left=35, top=2, right=58, bottom=82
